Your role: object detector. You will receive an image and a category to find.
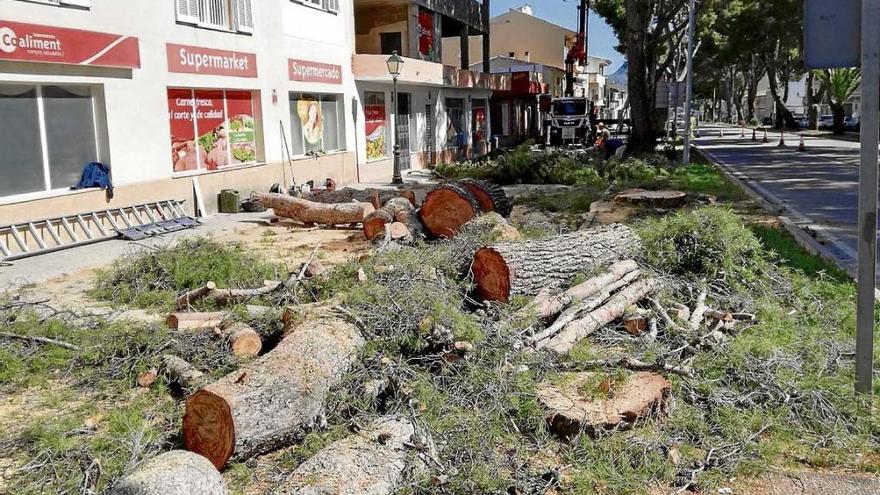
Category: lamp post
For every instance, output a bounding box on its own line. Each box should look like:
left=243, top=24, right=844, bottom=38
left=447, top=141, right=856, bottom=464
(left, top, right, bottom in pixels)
left=386, top=51, right=404, bottom=185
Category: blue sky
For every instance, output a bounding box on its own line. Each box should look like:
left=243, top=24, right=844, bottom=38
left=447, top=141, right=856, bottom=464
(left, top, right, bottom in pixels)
left=489, top=1, right=625, bottom=72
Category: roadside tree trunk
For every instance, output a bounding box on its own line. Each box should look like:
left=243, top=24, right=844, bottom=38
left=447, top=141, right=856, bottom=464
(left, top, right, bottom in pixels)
left=831, top=103, right=846, bottom=135
left=183, top=314, right=364, bottom=469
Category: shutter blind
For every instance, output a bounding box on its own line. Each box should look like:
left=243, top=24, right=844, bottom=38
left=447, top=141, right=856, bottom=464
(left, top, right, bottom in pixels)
left=234, top=0, right=255, bottom=33
left=60, top=0, right=92, bottom=7
left=325, top=0, right=339, bottom=12
left=176, top=0, right=200, bottom=24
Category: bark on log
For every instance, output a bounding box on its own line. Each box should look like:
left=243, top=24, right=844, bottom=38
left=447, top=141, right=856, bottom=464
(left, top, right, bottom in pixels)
left=108, top=450, right=227, bottom=495
left=458, top=179, right=513, bottom=217
left=303, top=187, right=416, bottom=209
left=519, top=260, right=639, bottom=321
left=543, top=278, right=659, bottom=355
left=183, top=314, right=364, bottom=469
left=363, top=210, right=394, bottom=240
left=166, top=312, right=227, bottom=331
left=176, top=282, right=217, bottom=310
left=219, top=322, right=262, bottom=358
left=471, top=224, right=642, bottom=302
left=275, top=416, right=423, bottom=494
left=254, top=193, right=370, bottom=226
left=161, top=355, right=206, bottom=391
left=363, top=197, right=424, bottom=242
left=419, top=183, right=482, bottom=238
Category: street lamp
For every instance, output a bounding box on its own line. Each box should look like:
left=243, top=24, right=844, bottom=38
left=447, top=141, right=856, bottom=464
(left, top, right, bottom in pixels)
left=386, top=51, right=404, bottom=184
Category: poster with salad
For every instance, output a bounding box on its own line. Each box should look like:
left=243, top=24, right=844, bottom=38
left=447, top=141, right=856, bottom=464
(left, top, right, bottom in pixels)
left=364, top=92, right=386, bottom=160
left=167, top=88, right=259, bottom=172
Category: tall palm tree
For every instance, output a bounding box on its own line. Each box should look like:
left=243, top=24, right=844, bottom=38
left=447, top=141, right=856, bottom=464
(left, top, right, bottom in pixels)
left=815, top=68, right=861, bottom=135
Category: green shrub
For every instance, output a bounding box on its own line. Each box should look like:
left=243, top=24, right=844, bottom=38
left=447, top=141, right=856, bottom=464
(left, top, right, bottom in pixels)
left=637, top=207, right=767, bottom=283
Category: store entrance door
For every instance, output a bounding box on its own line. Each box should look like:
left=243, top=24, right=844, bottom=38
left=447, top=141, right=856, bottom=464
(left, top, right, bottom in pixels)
left=396, top=93, right=411, bottom=170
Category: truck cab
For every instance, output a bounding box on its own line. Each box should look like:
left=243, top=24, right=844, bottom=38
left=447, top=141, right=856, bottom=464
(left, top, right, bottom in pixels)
left=546, top=97, right=593, bottom=146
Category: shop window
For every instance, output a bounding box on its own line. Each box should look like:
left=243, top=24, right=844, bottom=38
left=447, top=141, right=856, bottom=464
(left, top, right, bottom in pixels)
left=288, top=93, right=346, bottom=156
left=363, top=92, right=387, bottom=160
left=176, top=0, right=254, bottom=33
left=168, top=88, right=261, bottom=173
left=0, top=84, right=101, bottom=198
left=445, top=98, right=466, bottom=149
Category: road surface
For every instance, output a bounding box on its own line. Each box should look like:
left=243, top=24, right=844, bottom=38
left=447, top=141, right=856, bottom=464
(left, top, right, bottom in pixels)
left=694, top=123, right=878, bottom=277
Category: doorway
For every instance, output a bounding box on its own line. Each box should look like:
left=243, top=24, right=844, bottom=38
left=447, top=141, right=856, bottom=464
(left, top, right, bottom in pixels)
left=396, top=92, right=411, bottom=170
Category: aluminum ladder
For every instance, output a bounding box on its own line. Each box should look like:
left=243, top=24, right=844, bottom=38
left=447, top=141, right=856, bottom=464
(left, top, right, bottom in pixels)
left=0, top=199, right=191, bottom=262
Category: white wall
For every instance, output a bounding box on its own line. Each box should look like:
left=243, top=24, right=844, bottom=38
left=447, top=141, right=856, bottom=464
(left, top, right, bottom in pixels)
left=0, top=0, right=357, bottom=199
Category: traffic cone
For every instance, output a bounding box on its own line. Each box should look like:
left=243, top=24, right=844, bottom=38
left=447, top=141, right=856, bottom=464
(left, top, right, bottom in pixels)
left=777, top=131, right=786, bottom=147
left=797, top=133, right=806, bottom=152
left=762, top=129, right=769, bottom=143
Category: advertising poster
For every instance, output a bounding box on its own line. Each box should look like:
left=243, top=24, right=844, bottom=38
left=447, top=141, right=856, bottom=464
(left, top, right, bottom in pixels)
left=194, top=90, right=227, bottom=170
left=418, top=9, right=434, bottom=61
left=364, top=92, right=386, bottom=160
left=168, top=88, right=200, bottom=173
left=473, top=106, right=486, bottom=142
left=296, top=97, right=324, bottom=153
left=226, top=91, right=257, bottom=165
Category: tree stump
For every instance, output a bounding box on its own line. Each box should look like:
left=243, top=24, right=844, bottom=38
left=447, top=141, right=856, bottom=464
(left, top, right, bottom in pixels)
left=614, top=189, right=687, bottom=208
left=471, top=224, right=642, bottom=302
left=108, top=450, right=227, bottom=495
left=419, top=183, right=482, bottom=238
left=458, top=179, right=513, bottom=217
left=183, top=314, right=364, bottom=468
left=275, top=416, right=425, bottom=494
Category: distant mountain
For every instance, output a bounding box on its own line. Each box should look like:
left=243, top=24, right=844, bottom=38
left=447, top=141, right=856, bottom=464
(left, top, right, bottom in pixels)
left=609, top=62, right=627, bottom=86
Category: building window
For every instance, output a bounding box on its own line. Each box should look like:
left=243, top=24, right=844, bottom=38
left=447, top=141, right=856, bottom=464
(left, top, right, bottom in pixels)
left=445, top=98, right=466, bottom=149
left=292, top=0, right=339, bottom=13
left=0, top=84, right=102, bottom=198
left=508, top=52, right=515, bottom=58
left=363, top=92, right=387, bottom=160
left=289, top=93, right=346, bottom=156
left=176, top=0, right=254, bottom=33
left=168, top=88, right=261, bottom=173
left=380, top=33, right=403, bottom=56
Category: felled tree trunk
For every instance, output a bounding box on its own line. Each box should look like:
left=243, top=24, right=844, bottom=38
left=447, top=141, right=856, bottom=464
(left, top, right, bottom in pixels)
left=471, top=224, right=642, bottom=302
left=108, top=450, right=227, bottom=495
left=541, top=278, right=658, bottom=355
left=419, top=183, right=481, bottom=238
left=275, top=416, right=424, bottom=495
left=303, top=187, right=416, bottom=209
left=166, top=312, right=226, bottom=331
left=183, top=314, right=364, bottom=469
left=254, top=193, right=372, bottom=226
left=161, top=355, right=206, bottom=391
left=458, top=179, right=513, bottom=217
left=363, top=197, right=424, bottom=242
left=220, top=322, right=262, bottom=358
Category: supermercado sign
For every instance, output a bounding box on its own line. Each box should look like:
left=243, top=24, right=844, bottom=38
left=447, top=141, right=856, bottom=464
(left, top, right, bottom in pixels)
left=166, top=43, right=257, bottom=78
left=289, top=59, right=342, bottom=84
left=0, top=20, right=140, bottom=69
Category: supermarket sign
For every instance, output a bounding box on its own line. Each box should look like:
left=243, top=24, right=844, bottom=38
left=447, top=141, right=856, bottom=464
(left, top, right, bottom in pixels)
left=0, top=20, right=140, bottom=68
left=167, top=43, right=258, bottom=78
left=289, top=58, right=342, bottom=84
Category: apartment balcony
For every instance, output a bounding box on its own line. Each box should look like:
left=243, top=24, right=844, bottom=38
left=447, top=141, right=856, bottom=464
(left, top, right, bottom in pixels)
left=352, top=53, right=509, bottom=91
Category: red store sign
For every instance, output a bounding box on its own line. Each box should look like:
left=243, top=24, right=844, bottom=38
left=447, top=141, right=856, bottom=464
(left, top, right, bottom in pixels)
left=288, top=58, right=342, bottom=84
left=0, top=20, right=140, bottom=69
left=167, top=43, right=258, bottom=78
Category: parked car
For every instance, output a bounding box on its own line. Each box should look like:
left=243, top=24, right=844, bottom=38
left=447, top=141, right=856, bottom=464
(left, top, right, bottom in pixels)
left=818, top=114, right=834, bottom=129
left=844, top=116, right=860, bottom=131
left=795, top=115, right=809, bottom=129
left=761, top=117, right=773, bottom=126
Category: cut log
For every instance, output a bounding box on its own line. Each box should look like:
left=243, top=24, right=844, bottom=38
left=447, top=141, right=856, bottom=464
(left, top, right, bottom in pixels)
left=519, top=260, right=639, bottom=321
left=183, top=314, right=364, bottom=469
left=387, top=222, right=411, bottom=241
left=419, top=183, right=481, bottom=238
left=537, top=372, right=671, bottom=437
left=363, top=209, right=394, bottom=240
left=471, top=224, right=642, bottom=302
left=364, top=197, right=424, bottom=242
left=303, top=187, right=416, bottom=209
left=161, top=354, right=206, bottom=391
left=108, top=450, right=228, bottom=495
left=254, top=193, right=370, bottom=226
left=219, top=322, right=262, bottom=358
left=465, top=212, right=521, bottom=242
left=166, top=312, right=226, bottom=331
left=209, top=280, right=282, bottom=307
left=458, top=179, right=513, bottom=217
left=275, top=416, right=424, bottom=494
left=176, top=282, right=217, bottom=310
left=614, top=189, right=687, bottom=208
left=542, top=278, right=659, bottom=355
